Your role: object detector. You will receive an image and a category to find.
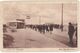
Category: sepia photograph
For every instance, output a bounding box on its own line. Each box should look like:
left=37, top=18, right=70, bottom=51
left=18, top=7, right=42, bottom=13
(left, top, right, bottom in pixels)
left=2, top=2, right=77, bottom=49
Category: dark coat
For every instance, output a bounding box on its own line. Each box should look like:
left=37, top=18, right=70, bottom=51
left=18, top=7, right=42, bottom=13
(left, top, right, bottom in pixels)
left=68, top=25, right=75, bottom=35
left=45, top=25, right=49, bottom=31
left=49, top=25, right=53, bottom=31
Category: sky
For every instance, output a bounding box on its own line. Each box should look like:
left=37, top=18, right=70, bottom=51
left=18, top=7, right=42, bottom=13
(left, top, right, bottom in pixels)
left=3, top=2, right=77, bottom=25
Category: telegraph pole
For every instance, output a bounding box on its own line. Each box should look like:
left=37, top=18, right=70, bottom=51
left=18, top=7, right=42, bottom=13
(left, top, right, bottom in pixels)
left=61, top=3, right=63, bottom=31
left=39, top=16, right=41, bottom=24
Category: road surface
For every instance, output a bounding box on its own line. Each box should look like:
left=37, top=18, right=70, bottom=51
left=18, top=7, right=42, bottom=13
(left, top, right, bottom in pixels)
left=4, top=28, right=76, bottom=48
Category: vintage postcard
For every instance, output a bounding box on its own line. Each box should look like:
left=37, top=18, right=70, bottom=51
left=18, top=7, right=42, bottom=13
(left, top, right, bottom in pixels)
left=0, top=0, right=79, bottom=52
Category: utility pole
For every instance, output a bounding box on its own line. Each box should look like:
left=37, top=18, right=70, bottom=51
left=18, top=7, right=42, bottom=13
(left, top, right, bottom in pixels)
left=61, top=3, right=63, bottom=31
left=39, top=16, right=41, bottom=24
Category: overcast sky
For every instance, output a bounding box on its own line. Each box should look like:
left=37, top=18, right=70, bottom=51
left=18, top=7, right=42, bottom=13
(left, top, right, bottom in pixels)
left=3, top=2, right=77, bottom=25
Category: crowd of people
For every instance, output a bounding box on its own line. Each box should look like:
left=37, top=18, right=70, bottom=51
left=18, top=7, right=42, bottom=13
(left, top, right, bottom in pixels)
left=26, top=24, right=60, bottom=34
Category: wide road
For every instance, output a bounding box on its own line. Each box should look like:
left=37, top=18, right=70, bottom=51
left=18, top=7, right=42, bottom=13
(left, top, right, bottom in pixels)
left=6, top=28, right=70, bottom=48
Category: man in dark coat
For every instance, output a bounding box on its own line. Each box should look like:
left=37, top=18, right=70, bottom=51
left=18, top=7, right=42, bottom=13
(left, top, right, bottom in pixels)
left=45, top=25, right=49, bottom=32
left=42, top=24, right=46, bottom=34
left=3, top=24, right=7, bottom=33
left=68, top=22, right=75, bottom=46
left=49, top=24, right=53, bottom=34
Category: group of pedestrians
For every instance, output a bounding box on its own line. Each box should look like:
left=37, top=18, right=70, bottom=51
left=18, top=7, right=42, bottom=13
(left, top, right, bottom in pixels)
left=26, top=24, right=54, bottom=34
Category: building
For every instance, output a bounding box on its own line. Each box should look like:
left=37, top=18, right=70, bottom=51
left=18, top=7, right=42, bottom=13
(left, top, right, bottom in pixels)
left=7, top=20, right=25, bottom=29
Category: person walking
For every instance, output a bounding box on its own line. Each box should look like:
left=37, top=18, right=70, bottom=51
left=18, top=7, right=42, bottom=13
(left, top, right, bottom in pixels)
left=45, top=25, right=49, bottom=33
left=42, top=24, right=46, bottom=34
left=75, top=27, right=77, bottom=46
left=68, top=22, right=75, bottom=46
left=49, top=24, right=53, bottom=34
